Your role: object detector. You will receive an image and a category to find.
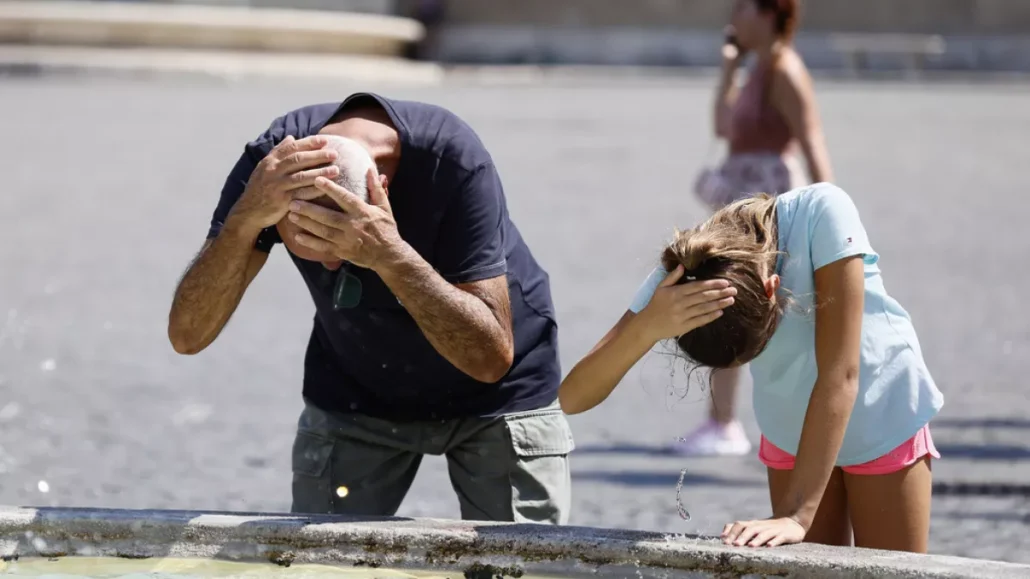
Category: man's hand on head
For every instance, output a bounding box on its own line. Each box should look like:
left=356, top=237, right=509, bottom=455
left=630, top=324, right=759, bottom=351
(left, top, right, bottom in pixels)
left=286, top=168, right=406, bottom=271
left=227, top=135, right=340, bottom=235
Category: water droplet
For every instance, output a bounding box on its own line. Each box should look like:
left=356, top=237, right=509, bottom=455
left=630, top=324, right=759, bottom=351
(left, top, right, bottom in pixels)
left=336, top=486, right=349, bottom=498
left=1002, top=341, right=1013, bottom=355
left=0, top=310, right=27, bottom=352
left=38, top=480, right=50, bottom=493
left=244, top=456, right=267, bottom=468
left=674, top=468, right=691, bottom=521
left=172, top=404, right=212, bottom=426
left=103, top=321, right=113, bottom=331
left=0, top=402, right=21, bottom=422
left=43, top=282, right=60, bottom=295
left=40, top=359, right=56, bottom=372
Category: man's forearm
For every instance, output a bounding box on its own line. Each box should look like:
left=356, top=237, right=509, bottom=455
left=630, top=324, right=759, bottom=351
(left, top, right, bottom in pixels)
left=376, top=242, right=513, bottom=383
left=168, top=217, right=263, bottom=355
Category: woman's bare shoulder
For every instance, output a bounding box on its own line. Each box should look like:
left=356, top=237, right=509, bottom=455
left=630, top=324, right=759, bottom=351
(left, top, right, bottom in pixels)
left=771, top=48, right=813, bottom=91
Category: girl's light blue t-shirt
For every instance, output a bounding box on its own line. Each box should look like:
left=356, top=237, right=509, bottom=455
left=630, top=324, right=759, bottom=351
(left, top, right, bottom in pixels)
left=629, top=183, right=944, bottom=465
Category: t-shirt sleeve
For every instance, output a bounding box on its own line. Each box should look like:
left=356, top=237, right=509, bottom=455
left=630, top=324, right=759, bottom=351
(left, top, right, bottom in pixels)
left=207, top=136, right=282, bottom=253
left=628, top=267, right=668, bottom=314
left=807, top=184, right=879, bottom=270
left=434, top=163, right=508, bottom=284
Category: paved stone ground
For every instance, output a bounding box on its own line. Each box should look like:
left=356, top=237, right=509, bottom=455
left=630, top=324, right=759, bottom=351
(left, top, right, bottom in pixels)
left=1, top=73, right=1028, bottom=562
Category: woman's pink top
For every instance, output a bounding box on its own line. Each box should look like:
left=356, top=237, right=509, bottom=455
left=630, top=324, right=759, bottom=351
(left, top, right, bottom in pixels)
left=728, top=61, right=793, bottom=155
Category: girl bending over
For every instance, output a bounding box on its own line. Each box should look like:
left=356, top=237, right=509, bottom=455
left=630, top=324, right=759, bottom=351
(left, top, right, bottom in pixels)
left=559, top=183, right=943, bottom=551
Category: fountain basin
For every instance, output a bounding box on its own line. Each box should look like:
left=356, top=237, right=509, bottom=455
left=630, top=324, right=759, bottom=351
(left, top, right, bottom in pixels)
left=1, top=506, right=1026, bottom=578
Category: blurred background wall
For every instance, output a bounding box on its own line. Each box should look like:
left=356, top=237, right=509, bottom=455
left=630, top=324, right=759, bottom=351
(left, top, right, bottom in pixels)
left=105, top=0, right=399, bottom=12
left=134, top=0, right=1030, bottom=33
left=430, top=0, right=1030, bottom=70
left=22, top=0, right=1030, bottom=71
left=440, top=0, right=1030, bottom=34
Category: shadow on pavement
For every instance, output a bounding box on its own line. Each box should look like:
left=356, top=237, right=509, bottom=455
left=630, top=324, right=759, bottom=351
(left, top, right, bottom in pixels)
left=572, top=444, right=677, bottom=457
left=932, top=482, right=1030, bottom=497
left=933, top=417, right=1030, bottom=429
left=933, top=510, right=1030, bottom=522
left=935, top=443, right=1030, bottom=460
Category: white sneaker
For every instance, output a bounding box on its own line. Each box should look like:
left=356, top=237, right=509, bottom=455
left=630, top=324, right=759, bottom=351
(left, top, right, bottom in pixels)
left=671, top=419, right=752, bottom=457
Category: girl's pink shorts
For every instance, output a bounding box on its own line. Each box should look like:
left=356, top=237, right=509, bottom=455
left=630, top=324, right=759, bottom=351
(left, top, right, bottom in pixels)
left=759, top=424, right=940, bottom=476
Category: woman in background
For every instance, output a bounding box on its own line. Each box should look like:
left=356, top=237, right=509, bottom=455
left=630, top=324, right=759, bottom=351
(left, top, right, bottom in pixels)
left=684, top=0, right=834, bottom=457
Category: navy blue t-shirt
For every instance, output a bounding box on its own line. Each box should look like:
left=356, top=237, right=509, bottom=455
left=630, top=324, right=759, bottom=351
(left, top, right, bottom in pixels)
left=208, top=93, right=559, bottom=421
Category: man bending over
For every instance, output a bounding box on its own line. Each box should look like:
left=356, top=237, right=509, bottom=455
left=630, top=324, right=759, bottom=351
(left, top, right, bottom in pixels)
left=168, top=93, right=572, bottom=523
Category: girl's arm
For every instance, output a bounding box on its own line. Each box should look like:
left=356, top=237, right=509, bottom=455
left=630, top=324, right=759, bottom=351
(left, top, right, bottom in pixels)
left=559, top=267, right=736, bottom=415
left=770, top=57, right=834, bottom=183
left=724, top=185, right=871, bottom=548
left=774, top=254, right=865, bottom=528
left=558, top=311, right=662, bottom=415
left=724, top=253, right=864, bottom=548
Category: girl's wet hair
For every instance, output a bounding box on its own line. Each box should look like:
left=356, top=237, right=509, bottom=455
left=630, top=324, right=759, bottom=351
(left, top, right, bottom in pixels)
left=661, top=194, right=785, bottom=369
left=752, top=0, right=800, bottom=40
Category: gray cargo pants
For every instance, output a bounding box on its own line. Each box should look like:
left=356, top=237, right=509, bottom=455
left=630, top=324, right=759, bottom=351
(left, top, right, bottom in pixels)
left=290, top=399, right=574, bottom=524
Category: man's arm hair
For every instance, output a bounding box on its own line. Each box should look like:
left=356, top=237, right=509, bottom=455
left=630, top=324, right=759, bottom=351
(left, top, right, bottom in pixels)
left=378, top=246, right=514, bottom=383
left=168, top=224, right=268, bottom=355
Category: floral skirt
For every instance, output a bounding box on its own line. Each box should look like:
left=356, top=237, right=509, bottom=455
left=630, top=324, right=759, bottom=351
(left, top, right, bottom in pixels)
left=694, top=153, right=806, bottom=210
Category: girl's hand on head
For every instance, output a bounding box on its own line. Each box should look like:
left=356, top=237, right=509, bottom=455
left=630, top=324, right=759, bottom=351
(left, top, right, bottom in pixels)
left=722, top=517, right=807, bottom=548
left=636, top=265, right=736, bottom=342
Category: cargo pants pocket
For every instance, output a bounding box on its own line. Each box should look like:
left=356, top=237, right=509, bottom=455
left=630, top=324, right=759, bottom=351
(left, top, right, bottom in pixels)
left=290, top=430, right=335, bottom=515
left=290, top=402, right=424, bottom=517
left=504, top=405, right=575, bottom=525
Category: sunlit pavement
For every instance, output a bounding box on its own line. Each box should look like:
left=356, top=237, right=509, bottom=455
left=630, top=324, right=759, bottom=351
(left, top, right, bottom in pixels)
left=1, top=74, right=1028, bottom=562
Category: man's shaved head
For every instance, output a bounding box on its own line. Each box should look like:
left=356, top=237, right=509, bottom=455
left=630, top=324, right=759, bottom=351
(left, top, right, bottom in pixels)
left=276, top=135, right=378, bottom=267
left=322, top=135, right=375, bottom=203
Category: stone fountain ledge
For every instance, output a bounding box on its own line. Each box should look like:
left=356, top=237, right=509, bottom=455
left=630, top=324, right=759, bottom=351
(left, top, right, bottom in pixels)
left=0, top=1, right=442, bottom=83
left=1, top=506, right=1028, bottom=579
left=0, top=1, right=423, bottom=55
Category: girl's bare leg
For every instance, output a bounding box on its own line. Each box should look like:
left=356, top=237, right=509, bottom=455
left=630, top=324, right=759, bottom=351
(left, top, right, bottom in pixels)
left=843, top=457, right=933, bottom=553
left=768, top=466, right=852, bottom=546
left=675, top=204, right=750, bottom=454
left=674, top=367, right=749, bottom=456
left=710, top=365, right=743, bottom=424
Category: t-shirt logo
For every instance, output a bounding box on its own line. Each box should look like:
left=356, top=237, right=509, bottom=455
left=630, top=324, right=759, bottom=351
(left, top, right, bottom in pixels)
left=846, top=237, right=853, bottom=244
